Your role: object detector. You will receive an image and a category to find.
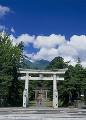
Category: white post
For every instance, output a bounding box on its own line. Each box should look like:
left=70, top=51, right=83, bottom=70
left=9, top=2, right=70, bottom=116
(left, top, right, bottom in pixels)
left=53, top=73, right=58, bottom=108
left=23, top=89, right=27, bottom=107
left=24, top=73, right=29, bottom=107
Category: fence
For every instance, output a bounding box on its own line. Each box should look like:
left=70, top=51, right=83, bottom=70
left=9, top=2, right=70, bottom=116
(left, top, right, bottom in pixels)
left=74, top=100, right=85, bottom=108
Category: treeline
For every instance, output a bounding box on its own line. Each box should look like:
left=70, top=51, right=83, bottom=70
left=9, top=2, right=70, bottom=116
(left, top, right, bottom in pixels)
left=45, top=56, right=86, bottom=106
left=0, top=32, right=86, bottom=107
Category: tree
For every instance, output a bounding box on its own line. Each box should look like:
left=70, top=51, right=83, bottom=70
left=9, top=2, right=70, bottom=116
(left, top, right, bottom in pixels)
left=60, top=57, right=86, bottom=106
left=46, top=56, right=68, bottom=69
left=0, top=32, right=25, bottom=106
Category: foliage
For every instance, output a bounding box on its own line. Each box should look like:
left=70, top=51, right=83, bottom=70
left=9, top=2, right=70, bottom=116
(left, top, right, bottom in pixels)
left=46, top=56, right=68, bottom=69
left=0, top=32, right=25, bottom=106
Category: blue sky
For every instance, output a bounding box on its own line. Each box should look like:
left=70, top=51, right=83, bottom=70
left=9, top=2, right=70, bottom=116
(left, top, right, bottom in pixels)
left=0, top=0, right=86, bottom=66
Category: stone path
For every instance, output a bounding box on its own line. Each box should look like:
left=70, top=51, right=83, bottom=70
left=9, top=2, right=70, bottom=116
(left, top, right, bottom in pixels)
left=36, top=94, right=45, bottom=107
left=0, top=107, right=86, bottom=119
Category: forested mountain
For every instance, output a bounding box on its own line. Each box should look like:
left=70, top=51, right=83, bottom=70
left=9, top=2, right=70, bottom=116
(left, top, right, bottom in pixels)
left=23, top=59, right=50, bottom=69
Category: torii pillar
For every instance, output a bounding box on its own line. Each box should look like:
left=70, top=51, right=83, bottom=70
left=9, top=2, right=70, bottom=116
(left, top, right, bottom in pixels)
left=23, top=73, right=29, bottom=107
left=53, top=73, right=58, bottom=108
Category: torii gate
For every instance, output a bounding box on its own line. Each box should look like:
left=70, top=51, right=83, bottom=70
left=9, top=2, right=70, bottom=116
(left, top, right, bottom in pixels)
left=34, top=87, right=49, bottom=101
left=17, top=68, right=68, bottom=108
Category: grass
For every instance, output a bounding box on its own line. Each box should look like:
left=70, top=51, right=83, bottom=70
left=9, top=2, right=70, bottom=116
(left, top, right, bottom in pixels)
left=45, top=99, right=53, bottom=107
left=29, top=100, right=37, bottom=107
left=29, top=98, right=53, bottom=107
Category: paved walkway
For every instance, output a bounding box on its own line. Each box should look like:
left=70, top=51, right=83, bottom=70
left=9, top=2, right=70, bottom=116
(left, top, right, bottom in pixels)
left=0, top=107, right=86, bottom=119
left=36, top=94, right=45, bottom=107
left=36, top=98, right=45, bottom=107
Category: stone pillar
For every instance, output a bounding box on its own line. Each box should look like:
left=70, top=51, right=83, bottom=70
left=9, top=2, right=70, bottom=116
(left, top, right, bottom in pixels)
left=23, top=89, right=27, bottom=107
left=53, top=74, right=58, bottom=108
left=24, top=73, right=29, bottom=107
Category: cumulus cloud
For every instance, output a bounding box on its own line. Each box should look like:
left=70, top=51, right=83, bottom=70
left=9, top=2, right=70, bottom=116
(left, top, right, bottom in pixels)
left=58, top=44, right=78, bottom=56
left=23, top=50, right=35, bottom=59
left=10, top=34, right=35, bottom=46
left=9, top=33, right=86, bottom=67
left=33, top=34, right=66, bottom=49
left=32, top=34, right=86, bottom=66
left=0, top=5, right=11, bottom=18
left=66, top=35, right=86, bottom=61
left=64, top=56, right=77, bottom=66
left=32, top=48, right=59, bottom=61
left=81, top=61, right=86, bottom=67
left=69, top=35, right=86, bottom=50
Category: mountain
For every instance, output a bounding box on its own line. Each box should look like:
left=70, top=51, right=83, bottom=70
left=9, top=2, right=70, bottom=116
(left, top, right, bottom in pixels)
left=23, top=59, right=50, bottom=70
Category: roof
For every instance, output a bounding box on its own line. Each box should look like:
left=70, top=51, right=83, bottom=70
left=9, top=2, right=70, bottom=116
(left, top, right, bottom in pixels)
left=17, top=68, right=68, bottom=74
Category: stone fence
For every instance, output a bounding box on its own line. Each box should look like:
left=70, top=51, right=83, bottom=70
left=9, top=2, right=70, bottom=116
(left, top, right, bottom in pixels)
left=74, top=100, right=85, bottom=108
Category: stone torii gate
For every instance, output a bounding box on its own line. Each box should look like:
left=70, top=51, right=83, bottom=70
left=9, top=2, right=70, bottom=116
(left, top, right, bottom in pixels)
left=17, top=68, right=68, bottom=108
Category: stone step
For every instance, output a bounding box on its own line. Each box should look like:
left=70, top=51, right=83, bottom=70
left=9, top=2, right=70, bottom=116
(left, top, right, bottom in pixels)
left=0, top=107, right=86, bottom=119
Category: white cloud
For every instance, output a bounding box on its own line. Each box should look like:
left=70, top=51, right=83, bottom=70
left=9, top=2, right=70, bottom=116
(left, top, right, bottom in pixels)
left=66, top=35, right=86, bottom=62
left=33, top=34, right=66, bottom=49
left=69, top=35, right=86, bottom=50
left=10, top=34, right=35, bottom=46
left=64, top=56, right=77, bottom=66
left=32, top=34, right=86, bottom=66
left=17, top=34, right=35, bottom=46
left=58, top=44, right=78, bottom=56
left=81, top=61, right=86, bottom=67
left=11, top=27, right=15, bottom=33
left=32, top=48, right=59, bottom=61
left=9, top=33, right=86, bottom=67
left=0, top=5, right=10, bottom=18
left=23, top=51, right=35, bottom=58
left=10, top=34, right=16, bottom=45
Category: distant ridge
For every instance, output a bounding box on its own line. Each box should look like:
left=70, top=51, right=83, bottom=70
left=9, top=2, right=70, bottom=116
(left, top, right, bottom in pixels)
left=23, top=59, right=50, bottom=70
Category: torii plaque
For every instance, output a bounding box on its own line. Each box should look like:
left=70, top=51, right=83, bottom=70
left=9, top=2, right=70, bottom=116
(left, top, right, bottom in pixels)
left=17, top=68, right=68, bottom=108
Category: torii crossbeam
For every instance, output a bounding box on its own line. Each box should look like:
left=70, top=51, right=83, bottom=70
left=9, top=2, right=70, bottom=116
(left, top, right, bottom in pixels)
left=17, top=68, right=68, bottom=108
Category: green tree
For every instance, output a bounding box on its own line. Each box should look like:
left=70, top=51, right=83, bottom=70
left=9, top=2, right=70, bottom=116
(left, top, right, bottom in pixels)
left=0, top=32, right=25, bottom=106
left=46, top=56, right=68, bottom=69
left=59, top=57, right=86, bottom=106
